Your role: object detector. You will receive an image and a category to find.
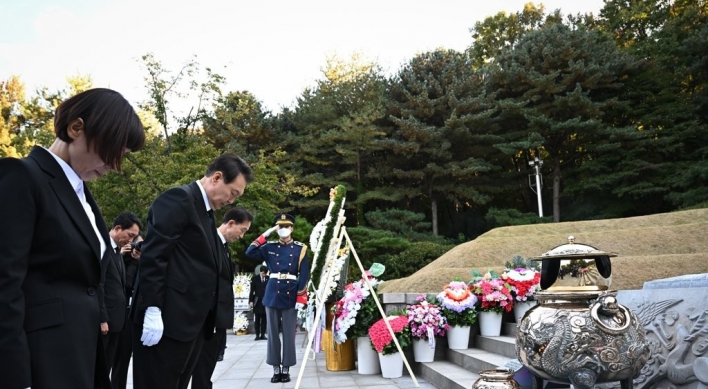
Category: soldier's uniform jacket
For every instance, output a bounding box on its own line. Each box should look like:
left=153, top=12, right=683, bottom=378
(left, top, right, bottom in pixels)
left=245, top=240, right=310, bottom=309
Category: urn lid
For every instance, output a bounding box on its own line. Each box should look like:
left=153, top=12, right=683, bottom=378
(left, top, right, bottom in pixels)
left=530, top=236, right=617, bottom=290
left=529, top=236, right=617, bottom=261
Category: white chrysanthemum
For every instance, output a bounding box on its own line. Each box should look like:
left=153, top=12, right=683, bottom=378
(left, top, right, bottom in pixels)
left=233, top=312, right=249, bottom=332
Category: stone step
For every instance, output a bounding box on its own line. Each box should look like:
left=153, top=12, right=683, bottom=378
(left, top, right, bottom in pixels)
left=448, top=348, right=515, bottom=372
left=419, top=360, right=480, bottom=389
left=472, top=334, right=517, bottom=359
left=502, top=321, right=518, bottom=336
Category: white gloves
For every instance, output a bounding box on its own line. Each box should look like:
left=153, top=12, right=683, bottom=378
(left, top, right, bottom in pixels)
left=141, top=306, right=164, bottom=346
left=262, top=225, right=278, bottom=237
left=295, top=303, right=305, bottom=311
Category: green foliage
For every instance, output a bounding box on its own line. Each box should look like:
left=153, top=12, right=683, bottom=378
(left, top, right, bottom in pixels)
left=5, top=0, right=708, bottom=266
left=385, top=241, right=455, bottom=280
left=470, top=269, right=501, bottom=282
left=344, top=226, right=410, bottom=281
left=441, top=307, right=477, bottom=327
left=387, top=48, right=494, bottom=235
left=348, top=291, right=383, bottom=339
left=485, top=208, right=552, bottom=228
left=364, top=208, right=429, bottom=235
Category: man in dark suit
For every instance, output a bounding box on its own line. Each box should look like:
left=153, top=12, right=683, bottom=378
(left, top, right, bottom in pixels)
left=250, top=266, right=269, bottom=340
left=132, top=154, right=253, bottom=389
left=99, top=212, right=142, bottom=376
left=111, top=233, right=143, bottom=389
left=0, top=88, right=145, bottom=389
left=186, top=207, right=253, bottom=389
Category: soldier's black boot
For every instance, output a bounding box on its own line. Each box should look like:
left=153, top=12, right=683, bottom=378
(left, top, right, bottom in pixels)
left=270, top=365, right=281, bottom=383
left=280, top=366, right=291, bottom=383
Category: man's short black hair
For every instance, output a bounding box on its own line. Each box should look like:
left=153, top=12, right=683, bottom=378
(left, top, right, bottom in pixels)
left=112, top=212, right=142, bottom=231
left=221, top=207, right=254, bottom=225
left=205, top=154, right=254, bottom=184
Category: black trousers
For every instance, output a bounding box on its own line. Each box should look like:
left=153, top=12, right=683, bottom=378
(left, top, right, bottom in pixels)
left=132, top=322, right=207, bottom=389
left=188, top=329, right=226, bottom=389
left=254, top=313, right=267, bottom=337
left=102, top=330, right=121, bottom=372
left=110, top=316, right=133, bottom=389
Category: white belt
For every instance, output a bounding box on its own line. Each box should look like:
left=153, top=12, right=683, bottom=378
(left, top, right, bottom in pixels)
left=270, top=272, right=297, bottom=280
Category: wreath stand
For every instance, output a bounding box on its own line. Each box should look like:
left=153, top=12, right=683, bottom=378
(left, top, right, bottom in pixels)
left=294, top=224, right=419, bottom=389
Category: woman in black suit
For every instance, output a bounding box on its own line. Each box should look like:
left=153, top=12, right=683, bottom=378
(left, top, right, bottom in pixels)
left=0, top=88, right=145, bottom=389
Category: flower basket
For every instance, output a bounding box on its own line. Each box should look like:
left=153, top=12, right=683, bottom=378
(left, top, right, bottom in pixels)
left=332, top=265, right=384, bottom=344
left=368, top=315, right=411, bottom=356
left=471, top=277, right=514, bottom=315
left=501, top=268, right=541, bottom=303
left=436, top=281, right=478, bottom=327
left=406, top=294, right=448, bottom=361
left=233, top=312, right=249, bottom=335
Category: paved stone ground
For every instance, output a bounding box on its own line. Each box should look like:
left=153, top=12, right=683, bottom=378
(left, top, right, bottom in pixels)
left=125, top=332, right=438, bottom=389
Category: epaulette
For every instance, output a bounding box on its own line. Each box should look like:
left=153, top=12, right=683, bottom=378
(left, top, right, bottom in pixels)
left=292, top=241, right=305, bottom=246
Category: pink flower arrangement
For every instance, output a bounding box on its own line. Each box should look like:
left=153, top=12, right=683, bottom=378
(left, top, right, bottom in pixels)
left=332, top=267, right=384, bottom=344
left=471, top=277, right=514, bottom=314
left=368, top=315, right=411, bottom=355
left=406, top=294, right=449, bottom=342
left=501, top=268, right=541, bottom=302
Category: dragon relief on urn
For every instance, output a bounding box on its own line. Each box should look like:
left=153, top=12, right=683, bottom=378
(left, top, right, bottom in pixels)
left=516, top=236, right=650, bottom=389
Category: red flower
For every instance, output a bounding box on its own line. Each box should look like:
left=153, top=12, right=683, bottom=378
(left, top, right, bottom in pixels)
left=368, top=316, right=409, bottom=354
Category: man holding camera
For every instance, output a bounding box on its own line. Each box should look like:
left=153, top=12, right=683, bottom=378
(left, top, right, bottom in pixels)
left=110, top=232, right=143, bottom=389
left=99, top=212, right=142, bottom=373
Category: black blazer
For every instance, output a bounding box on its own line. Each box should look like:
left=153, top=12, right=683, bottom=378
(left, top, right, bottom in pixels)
left=0, top=146, right=111, bottom=389
left=250, top=275, right=268, bottom=315
left=134, top=181, right=221, bottom=342
left=215, top=244, right=235, bottom=329
left=99, top=246, right=127, bottom=332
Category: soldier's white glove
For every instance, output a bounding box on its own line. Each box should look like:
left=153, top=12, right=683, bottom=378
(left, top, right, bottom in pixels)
left=141, top=306, right=163, bottom=346
left=256, top=226, right=280, bottom=245
left=262, top=226, right=279, bottom=237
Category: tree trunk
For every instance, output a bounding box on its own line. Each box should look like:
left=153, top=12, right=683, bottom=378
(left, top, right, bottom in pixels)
left=431, top=198, right=439, bottom=236
left=553, top=160, right=561, bottom=222
left=356, top=153, right=362, bottom=226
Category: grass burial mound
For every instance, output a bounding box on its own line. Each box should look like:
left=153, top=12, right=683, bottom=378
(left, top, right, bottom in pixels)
left=378, top=208, right=708, bottom=294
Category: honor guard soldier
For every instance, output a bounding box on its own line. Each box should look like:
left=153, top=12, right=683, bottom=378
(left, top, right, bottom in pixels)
left=245, top=213, right=310, bottom=383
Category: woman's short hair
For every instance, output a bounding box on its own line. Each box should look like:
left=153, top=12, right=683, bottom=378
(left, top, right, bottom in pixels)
left=54, top=88, right=145, bottom=171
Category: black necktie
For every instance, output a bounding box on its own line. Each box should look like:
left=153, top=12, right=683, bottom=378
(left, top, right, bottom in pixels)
left=115, top=246, right=121, bottom=255
left=207, top=210, right=219, bottom=253
left=207, top=209, right=216, bottom=229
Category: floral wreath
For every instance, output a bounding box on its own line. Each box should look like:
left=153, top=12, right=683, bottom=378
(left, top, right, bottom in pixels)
left=233, top=272, right=253, bottom=299
left=233, top=312, right=248, bottom=333
left=307, top=185, right=347, bottom=310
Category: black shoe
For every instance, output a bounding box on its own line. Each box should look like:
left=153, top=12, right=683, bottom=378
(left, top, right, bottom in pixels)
left=270, top=373, right=281, bottom=383
left=217, top=354, right=224, bottom=362
left=280, top=373, right=290, bottom=383
left=255, top=335, right=260, bottom=341
left=261, top=336, right=267, bottom=341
